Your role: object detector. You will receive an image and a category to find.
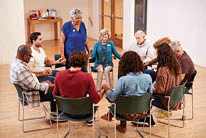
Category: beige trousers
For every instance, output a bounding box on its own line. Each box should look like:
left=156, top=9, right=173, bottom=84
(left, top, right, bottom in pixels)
left=96, top=65, right=112, bottom=91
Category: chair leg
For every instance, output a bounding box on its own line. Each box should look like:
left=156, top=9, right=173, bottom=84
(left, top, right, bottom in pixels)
left=93, top=105, right=95, bottom=138
left=56, top=105, right=59, bottom=138
left=18, top=100, right=21, bottom=121
left=183, top=96, right=185, bottom=128
left=22, top=99, right=25, bottom=132
left=192, top=88, right=194, bottom=119
left=114, top=105, right=116, bottom=138
left=64, top=122, right=70, bottom=138
left=168, top=110, right=170, bottom=138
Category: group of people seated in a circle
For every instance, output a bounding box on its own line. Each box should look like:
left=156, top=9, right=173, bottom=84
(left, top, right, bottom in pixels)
left=10, top=8, right=195, bottom=133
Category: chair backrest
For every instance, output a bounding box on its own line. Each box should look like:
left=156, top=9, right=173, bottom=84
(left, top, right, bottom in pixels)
left=55, top=54, right=65, bottom=68
left=115, top=93, right=151, bottom=114
left=13, top=83, right=24, bottom=103
left=185, top=70, right=197, bottom=89
left=54, top=96, right=93, bottom=115
left=169, top=83, right=185, bottom=105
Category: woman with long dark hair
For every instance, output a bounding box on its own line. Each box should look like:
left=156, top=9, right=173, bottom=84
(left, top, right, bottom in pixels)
left=152, top=43, right=182, bottom=110
left=101, top=51, right=154, bottom=133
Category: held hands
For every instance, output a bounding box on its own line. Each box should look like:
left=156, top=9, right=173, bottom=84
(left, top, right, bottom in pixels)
left=98, top=84, right=110, bottom=98
left=42, top=68, right=52, bottom=76
left=57, top=57, right=66, bottom=65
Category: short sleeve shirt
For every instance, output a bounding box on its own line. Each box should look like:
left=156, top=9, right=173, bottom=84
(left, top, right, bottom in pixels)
left=30, top=47, right=46, bottom=71
left=62, top=21, right=87, bottom=56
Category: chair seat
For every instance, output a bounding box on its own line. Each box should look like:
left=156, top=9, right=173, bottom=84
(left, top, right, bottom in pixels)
left=91, top=66, right=113, bottom=72
left=109, top=106, right=148, bottom=121
left=60, top=106, right=98, bottom=122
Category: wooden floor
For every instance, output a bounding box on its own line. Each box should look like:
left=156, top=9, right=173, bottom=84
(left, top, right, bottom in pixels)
left=0, top=40, right=206, bottom=138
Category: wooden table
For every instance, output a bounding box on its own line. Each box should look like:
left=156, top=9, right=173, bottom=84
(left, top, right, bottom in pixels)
left=27, top=17, right=63, bottom=42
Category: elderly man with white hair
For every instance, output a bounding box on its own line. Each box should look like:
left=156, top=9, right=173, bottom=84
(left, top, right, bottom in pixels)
left=128, top=30, right=154, bottom=64
left=60, top=8, right=89, bottom=71
left=170, top=41, right=195, bottom=82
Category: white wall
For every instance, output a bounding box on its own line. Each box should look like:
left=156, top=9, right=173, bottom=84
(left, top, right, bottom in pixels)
left=87, top=0, right=101, bottom=40
left=24, top=0, right=90, bottom=41
left=123, top=0, right=135, bottom=51
left=147, top=0, right=206, bottom=67
left=123, top=0, right=206, bottom=67
left=0, top=0, right=25, bottom=64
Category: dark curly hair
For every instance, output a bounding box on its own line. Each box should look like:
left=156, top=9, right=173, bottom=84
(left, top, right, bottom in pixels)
left=157, top=43, right=181, bottom=76
left=119, top=51, right=144, bottom=76
left=68, top=50, right=88, bottom=68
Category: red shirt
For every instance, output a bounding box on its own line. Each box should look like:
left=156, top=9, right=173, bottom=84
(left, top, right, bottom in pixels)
left=53, top=69, right=101, bottom=104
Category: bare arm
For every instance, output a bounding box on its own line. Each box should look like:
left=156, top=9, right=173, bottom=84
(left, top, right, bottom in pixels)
left=85, top=40, right=90, bottom=55
left=28, top=61, right=51, bottom=78
left=60, top=31, right=66, bottom=63
left=44, top=57, right=63, bottom=67
left=181, top=74, right=185, bottom=81
left=28, top=61, right=44, bottom=74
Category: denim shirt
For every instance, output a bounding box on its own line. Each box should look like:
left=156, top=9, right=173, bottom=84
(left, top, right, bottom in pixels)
left=106, top=72, right=152, bottom=102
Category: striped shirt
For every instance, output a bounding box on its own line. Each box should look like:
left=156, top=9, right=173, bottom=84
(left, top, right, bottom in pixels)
left=10, top=58, right=49, bottom=92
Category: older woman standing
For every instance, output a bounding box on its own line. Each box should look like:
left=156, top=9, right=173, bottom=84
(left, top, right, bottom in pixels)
left=60, top=8, right=89, bottom=71
left=91, top=29, right=120, bottom=91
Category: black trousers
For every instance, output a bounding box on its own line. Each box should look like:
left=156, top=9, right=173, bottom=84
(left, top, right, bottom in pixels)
left=39, top=90, right=56, bottom=112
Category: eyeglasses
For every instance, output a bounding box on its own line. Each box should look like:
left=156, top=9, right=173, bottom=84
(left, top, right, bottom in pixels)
left=26, top=54, right=33, bottom=57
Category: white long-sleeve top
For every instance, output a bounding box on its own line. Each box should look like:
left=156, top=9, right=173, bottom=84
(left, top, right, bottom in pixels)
left=128, top=40, right=154, bottom=63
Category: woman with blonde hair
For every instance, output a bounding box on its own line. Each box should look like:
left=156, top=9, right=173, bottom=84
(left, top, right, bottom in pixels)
left=91, top=28, right=120, bottom=91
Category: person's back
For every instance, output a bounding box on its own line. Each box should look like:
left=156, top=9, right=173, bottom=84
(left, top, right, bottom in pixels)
left=111, top=72, right=152, bottom=98
left=53, top=70, right=99, bottom=101
left=179, top=51, right=195, bottom=82
left=53, top=50, right=106, bottom=104
left=170, top=41, right=195, bottom=82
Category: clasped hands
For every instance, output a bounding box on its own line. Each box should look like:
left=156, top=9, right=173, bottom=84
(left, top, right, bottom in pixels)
left=98, top=84, right=110, bottom=98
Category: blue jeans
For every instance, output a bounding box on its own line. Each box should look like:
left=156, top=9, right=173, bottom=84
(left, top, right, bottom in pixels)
left=38, top=70, right=58, bottom=83
left=152, top=95, right=165, bottom=109
left=144, top=69, right=156, bottom=83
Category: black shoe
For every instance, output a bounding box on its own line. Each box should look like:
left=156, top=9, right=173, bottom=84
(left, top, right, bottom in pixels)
left=87, top=120, right=93, bottom=126
left=145, top=115, right=156, bottom=126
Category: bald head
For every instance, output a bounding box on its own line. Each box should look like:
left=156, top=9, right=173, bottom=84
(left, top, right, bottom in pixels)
left=16, top=45, right=32, bottom=62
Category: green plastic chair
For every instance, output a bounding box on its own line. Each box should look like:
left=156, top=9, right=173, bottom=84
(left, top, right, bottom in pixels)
left=13, top=83, right=52, bottom=133
left=54, top=96, right=98, bottom=138
left=184, top=70, right=197, bottom=120
left=108, top=93, right=152, bottom=138
left=154, top=83, right=186, bottom=138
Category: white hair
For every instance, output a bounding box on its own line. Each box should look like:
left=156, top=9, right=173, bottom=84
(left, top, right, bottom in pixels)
left=170, top=41, right=183, bottom=52
left=135, top=30, right=146, bottom=38
left=70, top=8, right=82, bottom=18
left=99, top=28, right=111, bottom=39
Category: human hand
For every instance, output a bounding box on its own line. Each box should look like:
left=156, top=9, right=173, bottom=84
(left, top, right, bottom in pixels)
left=48, top=83, right=55, bottom=89
left=101, top=84, right=110, bottom=92
left=42, top=68, right=52, bottom=76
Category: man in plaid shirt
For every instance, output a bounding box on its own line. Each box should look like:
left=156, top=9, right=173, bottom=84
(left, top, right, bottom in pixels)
left=10, top=45, right=56, bottom=112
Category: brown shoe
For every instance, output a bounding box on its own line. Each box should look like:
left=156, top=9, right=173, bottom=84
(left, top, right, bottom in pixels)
left=101, top=113, right=112, bottom=121
left=116, top=124, right=127, bottom=133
